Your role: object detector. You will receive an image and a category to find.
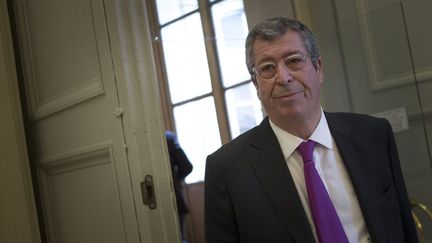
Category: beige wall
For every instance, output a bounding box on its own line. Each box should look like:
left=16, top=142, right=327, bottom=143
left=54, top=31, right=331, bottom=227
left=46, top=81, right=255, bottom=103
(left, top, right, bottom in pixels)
left=0, top=2, right=41, bottom=243
left=243, top=0, right=296, bottom=29
left=244, top=1, right=432, bottom=240
left=308, top=0, right=432, bottom=240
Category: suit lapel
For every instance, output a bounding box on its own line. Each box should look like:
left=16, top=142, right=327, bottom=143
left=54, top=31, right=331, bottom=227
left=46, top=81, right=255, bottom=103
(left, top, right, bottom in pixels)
left=249, top=118, right=316, bottom=243
left=325, top=113, right=385, bottom=242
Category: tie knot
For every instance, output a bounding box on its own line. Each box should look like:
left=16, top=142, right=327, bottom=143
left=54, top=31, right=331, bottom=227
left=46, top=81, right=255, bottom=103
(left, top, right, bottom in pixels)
left=297, top=140, right=316, bottom=164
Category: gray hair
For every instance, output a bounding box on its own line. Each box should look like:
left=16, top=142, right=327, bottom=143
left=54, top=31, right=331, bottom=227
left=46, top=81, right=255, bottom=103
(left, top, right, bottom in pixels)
left=245, top=17, right=320, bottom=77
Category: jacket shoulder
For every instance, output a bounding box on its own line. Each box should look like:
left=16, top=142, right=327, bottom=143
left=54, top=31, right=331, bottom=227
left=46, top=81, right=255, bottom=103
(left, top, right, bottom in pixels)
left=325, top=111, right=393, bottom=139
left=326, top=111, right=390, bottom=127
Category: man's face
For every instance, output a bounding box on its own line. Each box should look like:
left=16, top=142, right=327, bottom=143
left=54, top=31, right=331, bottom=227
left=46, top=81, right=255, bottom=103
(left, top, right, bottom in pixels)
left=252, top=31, right=323, bottom=126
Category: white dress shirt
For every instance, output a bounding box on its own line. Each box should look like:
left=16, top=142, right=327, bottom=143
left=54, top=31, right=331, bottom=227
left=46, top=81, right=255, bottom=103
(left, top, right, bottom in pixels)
left=269, top=110, right=371, bottom=243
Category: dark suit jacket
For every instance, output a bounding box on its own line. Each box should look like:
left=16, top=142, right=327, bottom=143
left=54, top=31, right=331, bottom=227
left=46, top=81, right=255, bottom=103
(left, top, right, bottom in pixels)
left=205, top=112, right=418, bottom=243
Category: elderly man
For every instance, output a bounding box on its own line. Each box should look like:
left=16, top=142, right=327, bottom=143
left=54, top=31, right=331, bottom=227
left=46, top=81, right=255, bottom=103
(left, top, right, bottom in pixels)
left=204, top=17, right=418, bottom=243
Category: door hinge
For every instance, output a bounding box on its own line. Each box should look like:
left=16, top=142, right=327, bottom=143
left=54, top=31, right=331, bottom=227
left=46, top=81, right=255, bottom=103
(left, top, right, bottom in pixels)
left=141, top=175, right=157, bottom=209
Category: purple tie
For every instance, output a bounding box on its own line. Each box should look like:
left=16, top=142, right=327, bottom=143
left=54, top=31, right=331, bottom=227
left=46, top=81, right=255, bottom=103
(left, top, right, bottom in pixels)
left=297, top=140, right=349, bottom=243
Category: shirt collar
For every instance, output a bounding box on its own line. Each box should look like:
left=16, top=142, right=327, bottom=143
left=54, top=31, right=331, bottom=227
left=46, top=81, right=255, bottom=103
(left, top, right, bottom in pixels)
left=269, top=109, right=333, bottom=159
left=310, top=110, right=333, bottom=150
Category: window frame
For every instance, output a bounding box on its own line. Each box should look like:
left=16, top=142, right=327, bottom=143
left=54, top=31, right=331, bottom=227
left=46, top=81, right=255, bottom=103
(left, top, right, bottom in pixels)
left=146, top=0, right=254, bottom=145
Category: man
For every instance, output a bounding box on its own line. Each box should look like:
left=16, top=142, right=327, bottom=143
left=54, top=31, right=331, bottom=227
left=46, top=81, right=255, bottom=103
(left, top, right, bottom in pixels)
left=204, top=17, right=418, bottom=243
left=165, top=131, right=193, bottom=241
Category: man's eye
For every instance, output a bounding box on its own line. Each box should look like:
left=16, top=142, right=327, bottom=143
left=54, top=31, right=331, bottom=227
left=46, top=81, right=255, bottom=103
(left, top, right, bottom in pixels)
left=286, top=57, right=303, bottom=64
left=285, top=55, right=306, bottom=71
left=261, top=64, right=275, bottom=72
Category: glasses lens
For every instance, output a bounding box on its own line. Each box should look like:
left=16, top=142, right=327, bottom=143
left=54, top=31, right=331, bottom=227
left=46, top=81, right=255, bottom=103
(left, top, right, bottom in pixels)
left=256, top=63, right=276, bottom=80
left=285, top=54, right=306, bottom=71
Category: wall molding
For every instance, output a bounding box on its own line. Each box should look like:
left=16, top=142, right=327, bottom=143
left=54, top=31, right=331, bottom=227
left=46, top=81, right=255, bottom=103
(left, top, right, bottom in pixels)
left=355, top=0, right=432, bottom=92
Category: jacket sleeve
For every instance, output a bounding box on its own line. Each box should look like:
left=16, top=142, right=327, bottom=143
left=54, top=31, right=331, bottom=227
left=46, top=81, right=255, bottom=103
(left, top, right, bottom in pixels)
left=386, top=122, right=419, bottom=242
left=205, top=154, right=240, bottom=243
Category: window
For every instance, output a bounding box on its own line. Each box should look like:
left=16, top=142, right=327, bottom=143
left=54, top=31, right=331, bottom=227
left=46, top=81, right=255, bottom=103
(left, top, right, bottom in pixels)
left=148, top=0, right=263, bottom=183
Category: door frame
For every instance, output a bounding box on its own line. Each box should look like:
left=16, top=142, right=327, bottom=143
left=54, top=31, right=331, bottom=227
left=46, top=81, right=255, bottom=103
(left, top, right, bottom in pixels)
left=0, top=1, right=41, bottom=242
left=93, top=0, right=181, bottom=241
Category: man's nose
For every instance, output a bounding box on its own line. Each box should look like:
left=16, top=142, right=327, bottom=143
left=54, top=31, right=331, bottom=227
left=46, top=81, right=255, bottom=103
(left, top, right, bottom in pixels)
left=275, top=64, right=293, bottom=84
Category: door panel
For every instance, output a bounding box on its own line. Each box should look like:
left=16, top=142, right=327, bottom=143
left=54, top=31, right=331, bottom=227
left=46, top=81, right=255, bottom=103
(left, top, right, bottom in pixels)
left=37, top=143, right=128, bottom=243
left=13, top=0, right=141, bottom=242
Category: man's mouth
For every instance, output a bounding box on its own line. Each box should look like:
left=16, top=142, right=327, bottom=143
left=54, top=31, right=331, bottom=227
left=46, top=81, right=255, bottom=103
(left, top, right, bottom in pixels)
left=274, top=90, right=303, bottom=99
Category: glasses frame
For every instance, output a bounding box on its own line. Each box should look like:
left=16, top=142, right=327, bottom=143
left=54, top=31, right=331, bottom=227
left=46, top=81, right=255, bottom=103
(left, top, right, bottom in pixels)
left=252, top=53, right=310, bottom=81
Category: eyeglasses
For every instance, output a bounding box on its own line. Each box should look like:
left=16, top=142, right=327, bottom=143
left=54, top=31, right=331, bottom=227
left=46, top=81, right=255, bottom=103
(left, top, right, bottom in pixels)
left=252, top=54, right=309, bottom=81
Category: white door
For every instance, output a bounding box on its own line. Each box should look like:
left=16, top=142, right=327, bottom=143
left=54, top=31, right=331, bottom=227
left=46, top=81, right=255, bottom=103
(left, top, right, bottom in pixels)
left=11, top=0, right=180, bottom=242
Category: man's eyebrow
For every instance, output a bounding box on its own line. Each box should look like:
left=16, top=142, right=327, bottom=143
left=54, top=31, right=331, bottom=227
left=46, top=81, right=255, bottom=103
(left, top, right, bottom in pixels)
left=256, top=51, right=304, bottom=65
left=283, top=50, right=304, bottom=57
left=256, top=56, right=276, bottom=65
